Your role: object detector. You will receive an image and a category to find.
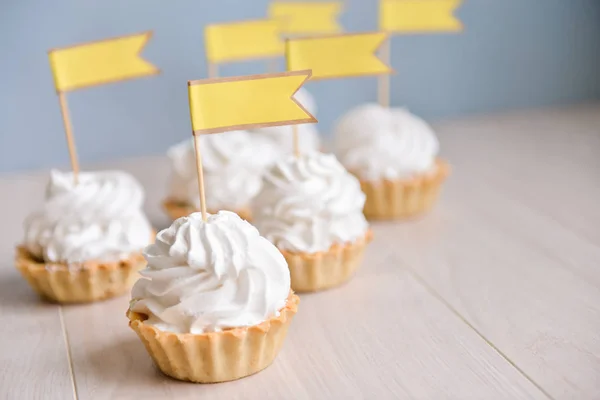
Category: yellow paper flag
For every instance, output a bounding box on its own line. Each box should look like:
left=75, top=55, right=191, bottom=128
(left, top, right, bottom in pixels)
left=205, top=20, right=284, bottom=63
left=380, top=0, right=463, bottom=33
left=188, top=71, right=317, bottom=134
left=269, top=2, right=343, bottom=35
left=48, top=32, right=158, bottom=92
left=286, top=32, right=391, bottom=80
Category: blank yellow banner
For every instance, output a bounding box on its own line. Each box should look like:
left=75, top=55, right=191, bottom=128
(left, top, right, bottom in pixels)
left=286, top=32, right=391, bottom=80
left=380, top=0, right=463, bottom=33
left=269, top=2, right=343, bottom=35
left=188, top=71, right=316, bottom=134
left=205, top=20, right=284, bottom=63
left=48, top=32, right=158, bottom=92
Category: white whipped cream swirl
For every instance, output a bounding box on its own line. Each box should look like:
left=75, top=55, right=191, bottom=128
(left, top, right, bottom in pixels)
left=335, top=104, right=439, bottom=181
left=252, top=152, right=368, bottom=253
left=24, top=170, right=152, bottom=263
left=168, top=131, right=279, bottom=210
left=130, top=211, right=290, bottom=334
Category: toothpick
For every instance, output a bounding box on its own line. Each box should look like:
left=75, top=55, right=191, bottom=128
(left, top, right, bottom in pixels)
left=193, top=134, right=208, bottom=221
left=378, top=38, right=390, bottom=108
left=292, top=124, right=300, bottom=158
left=208, top=62, right=218, bottom=79
left=57, top=91, right=80, bottom=184
left=267, top=58, right=279, bottom=73
left=286, top=38, right=302, bottom=159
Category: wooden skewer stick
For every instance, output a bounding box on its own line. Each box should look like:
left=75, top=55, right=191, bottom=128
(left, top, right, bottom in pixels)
left=377, top=38, right=391, bottom=108
left=193, top=134, right=208, bottom=222
left=292, top=124, right=300, bottom=158
left=207, top=62, right=218, bottom=79
left=57, top=91, right=80, bottom=184
left=267, top=58, right=279, bottom=73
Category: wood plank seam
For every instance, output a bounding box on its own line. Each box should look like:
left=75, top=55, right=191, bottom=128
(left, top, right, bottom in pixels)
left=59, top=306, right=80, bottom=400
left=401, top=265, right=555, bottom=400
left=458, top=179, right=600, bottom=293
left=489, top=202, right=600, bottom=293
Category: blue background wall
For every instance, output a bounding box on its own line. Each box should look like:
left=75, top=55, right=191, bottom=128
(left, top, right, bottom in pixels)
left=1, top=0, right=599, bottom=172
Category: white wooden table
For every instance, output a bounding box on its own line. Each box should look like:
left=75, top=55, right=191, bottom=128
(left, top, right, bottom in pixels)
left=1, top=104, right=599, bottom=400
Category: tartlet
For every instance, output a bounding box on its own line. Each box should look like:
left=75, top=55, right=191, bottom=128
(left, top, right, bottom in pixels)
left=358, top=159, right=450, bottom=220
left=283, top=229, right=373, bottom=292
left=128, top=291, right=298, bottom=383
left=16, top=170, right=154, bottom=303
left=252, top=152, right=371, bottom=292
left=335, top=104, right=449, bottom=220
left=128, top=211, right=297, bottom=383
left=16, top=246, right=146, bottom=303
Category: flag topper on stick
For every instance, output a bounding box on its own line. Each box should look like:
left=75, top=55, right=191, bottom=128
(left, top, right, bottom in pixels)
left=378, top=0, right=463, bottom=107
left=285, top=32, right=392, bottom=155
left=48, top=31, right=159, bottom=183
left=286, top=32, right=391, bottom=80
left=268, top=1, right=343, bottom=36
left=204, top=20, right=284, bottom=78
left=187, top=70, right=317, bottom=221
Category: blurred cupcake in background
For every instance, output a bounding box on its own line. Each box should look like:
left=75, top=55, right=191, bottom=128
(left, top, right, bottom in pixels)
left=252, top=152, right=372, bottom=292
left=335, top=103, right=450, bottom=220
left=250, top=88, right=320, bottom=154
left=16, top=170, right=154, bottom=303
left=163, top=130, right=278, bottom=221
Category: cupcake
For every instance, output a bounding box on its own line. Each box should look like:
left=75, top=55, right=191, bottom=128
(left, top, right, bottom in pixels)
left=252, top=152, right=372, bottom=292
left=335, top=104, right=450, bottom=220
left=15, top=170, right=154, bottom=303
left=250, top=88, right=320, bottom=154
left=127, top=211, right=298, bottom=383
left=163, top=130, right=279, bottom=221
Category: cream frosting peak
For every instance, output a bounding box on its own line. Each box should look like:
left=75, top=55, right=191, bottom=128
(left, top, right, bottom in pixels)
left=167, top=131, right=279, bottom=210
left=334, top=104, right=439, bottom=180
left=130, top=211, right=290, bottom=334
left=23, top=170, right=152, bottom=263
left=252, top=152, right=368, bottom=253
